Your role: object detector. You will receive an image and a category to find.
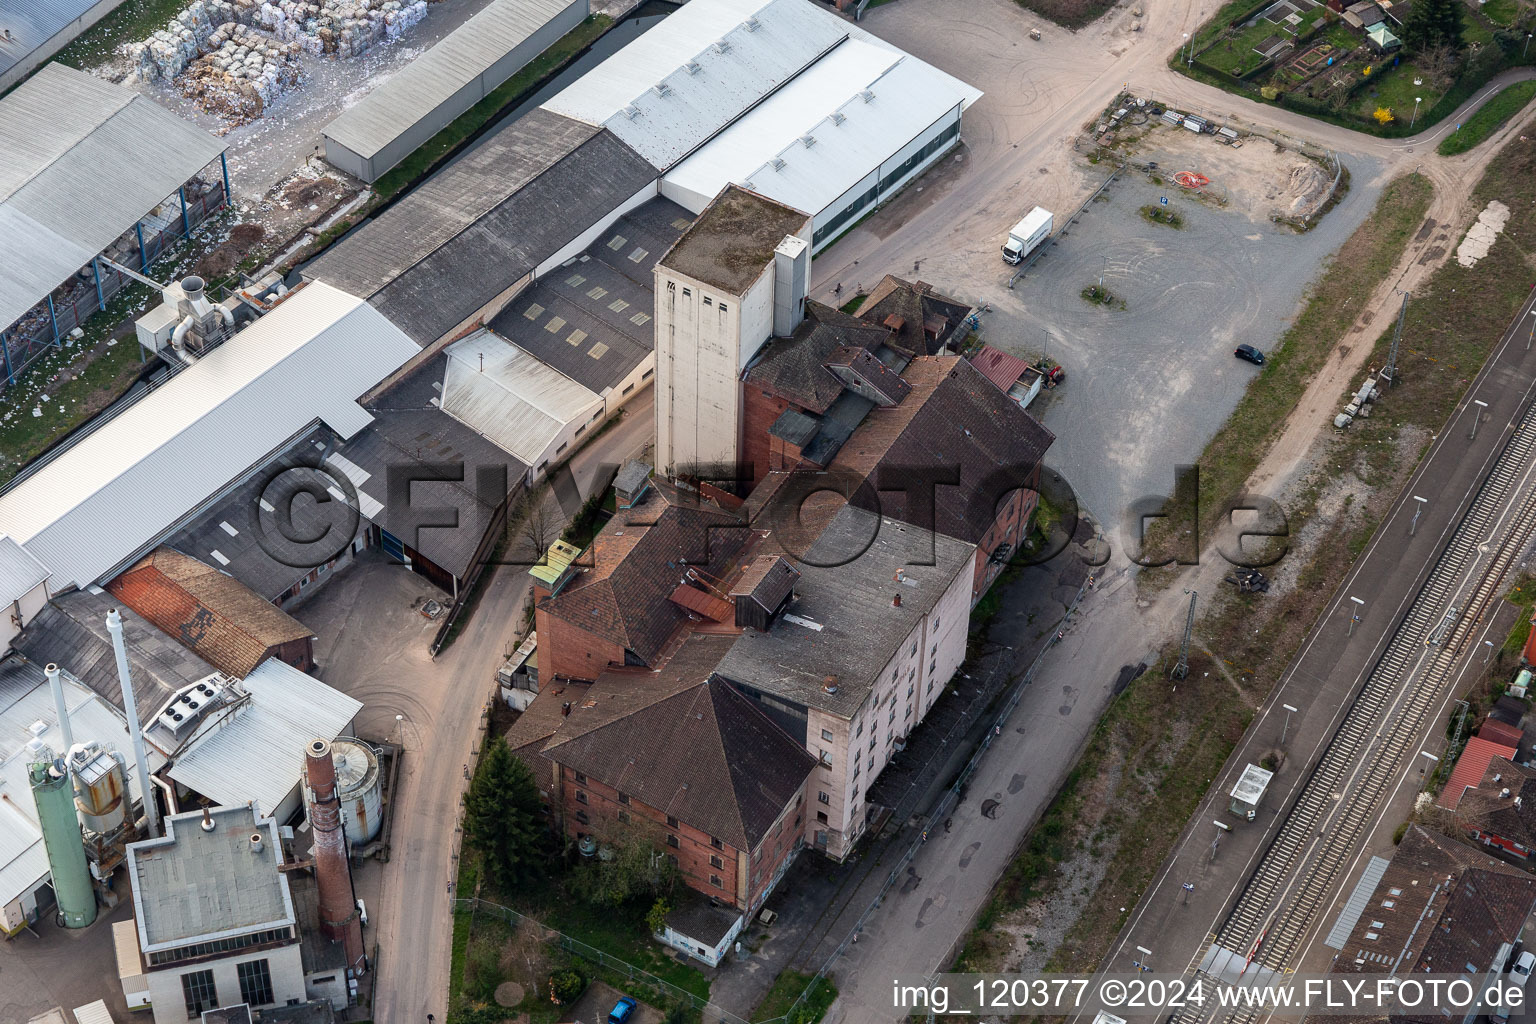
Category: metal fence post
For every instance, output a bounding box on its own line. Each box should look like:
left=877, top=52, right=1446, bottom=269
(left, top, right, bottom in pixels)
left=180, top=187, right=191, bottom=238
left=221, top=153, right=231, bottom=199
left=136, top=222, right=148, bottom=271
left=1, top=332, right=13, bottom=387
left=92, top=257, right=105, bottom=312
left=46, top=294, right=59, bottom=346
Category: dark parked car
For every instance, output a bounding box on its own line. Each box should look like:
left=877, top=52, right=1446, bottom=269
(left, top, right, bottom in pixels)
left=1234, top=344, right=1265, bottom=365
left=609, top=997, right=638, bottom=1024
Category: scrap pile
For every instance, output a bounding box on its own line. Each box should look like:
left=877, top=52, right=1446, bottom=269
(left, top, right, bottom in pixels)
left=131, top=0, right=428, bottom=117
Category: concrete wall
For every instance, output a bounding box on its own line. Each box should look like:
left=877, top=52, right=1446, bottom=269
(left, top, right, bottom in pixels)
left=323, top=0, right=590, bottom=182
left=0, top=0, right=128, bottom=94
left=145, top=943, right=305, bottom=1024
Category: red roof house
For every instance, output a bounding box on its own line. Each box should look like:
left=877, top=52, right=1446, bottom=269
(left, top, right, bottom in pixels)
left=1441, top=735, right=1521, bottom=811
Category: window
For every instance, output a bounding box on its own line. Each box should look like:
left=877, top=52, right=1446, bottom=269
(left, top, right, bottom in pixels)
left=719, top=303, right=728, bottom=313
left=182, top=970, right=219, bottom=1018
left=934, top=617, right=940, bottom=629
left=711, top=855, right=724, bottom=869
left=667, top=280, right=676, bottom=291
left=818, top=791, right=830, bottom=805
left=930, top=644, right=937, bottom=658
left=667, top=815, right=679, bottom=828
left=868, top=735, right=876, bottom=751
left=557, top=442, right=568, bottom=455
left=238, top=959, right=274, bottom=1007
left=618, top=810, right=630, bottom=824
left=642, top=369, right=654, bottom=381
left=855, top=721, right=863, bottom=737
left=710, top=874, right=723, bottom=887
left=852, top=761, right=860, bottom=779
left=576, top=810, right=590, bottom=825
left=930, top=661, right=937, bottom=676
left=682, top=287, right=691, bottom=297
left=816, top=811, right=828, bottom=824
left=617, top=792, right=630, bottom=805
left=907, top=685, right=914, bottom=699
left=576, top=424, right=587, bottom=436
left=623, top=384, right=635, bottom=395
left=575, top=790, right=587, bottom=804
left=574, top=771, right=586, bottom=784
left=668, top=853, right=679, bottom=868
left=666, top=834, right=679, bottom=848
left=819, top=750, right=832, bottom=767
left=711, top=836, right=723, bottom=850
left=821, top=728, right=834, bottom=742
left=703, top=297, right=712, bottom=306
left=910, top=641, right=918, bottom=657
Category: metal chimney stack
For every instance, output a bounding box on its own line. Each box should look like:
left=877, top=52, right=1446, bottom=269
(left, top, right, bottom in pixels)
left=45, top=663, right=73, bottom=752
left=305, top=738, right=366, bottom=974
left=106, top=609, right=160, bottom=838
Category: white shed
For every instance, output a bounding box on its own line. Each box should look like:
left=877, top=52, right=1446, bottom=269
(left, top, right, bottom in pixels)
left=1229, top=763, right=1274, bottom=821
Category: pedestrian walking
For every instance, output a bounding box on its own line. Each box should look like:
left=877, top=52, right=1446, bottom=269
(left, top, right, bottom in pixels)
left=835, top=282, right=842, bottom=296
left=944, top=818, right=952, bottom=833
left=921, top=828, right=929, bottom=843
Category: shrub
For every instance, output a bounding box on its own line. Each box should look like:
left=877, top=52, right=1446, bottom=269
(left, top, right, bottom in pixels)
left=1373, top=106, right=1395, bottom=123
left=549, top=968, right=585, bottom=1005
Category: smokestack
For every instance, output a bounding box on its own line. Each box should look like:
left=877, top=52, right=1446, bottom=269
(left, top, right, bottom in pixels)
left=306, top=738, right=366, bottom=974
left=45, top=663, right=73, bottom=752
left=107, top=609, right=160, bottom=839
left=201, top=805, right=215, bottom=832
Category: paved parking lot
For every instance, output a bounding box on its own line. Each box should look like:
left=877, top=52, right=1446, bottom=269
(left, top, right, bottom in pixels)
left=973, top=146, right=1385, bottom=541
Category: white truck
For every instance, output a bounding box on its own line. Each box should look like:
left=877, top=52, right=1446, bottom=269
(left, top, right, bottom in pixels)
left=1002, top=206, right=1053, bottom=265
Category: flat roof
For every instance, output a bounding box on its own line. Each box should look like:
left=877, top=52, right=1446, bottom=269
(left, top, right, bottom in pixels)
left=658, top=184, right=808, bottom=295
left=306, top=109, right=657, bottom=345
left=323, top=0, right=583, bottom=162
left=715, top=503, right=973, bottom=718
left=129, top=804, right=295, bottom=951
left=0, top=63, right=225, bottom=331
left=166, top=660, right=361, bottom=815
left=540, top=0, right=847, bottom=171
left=0, top=282, right=419, bottom=590
left=1230, top=763, right=1273, bottom=805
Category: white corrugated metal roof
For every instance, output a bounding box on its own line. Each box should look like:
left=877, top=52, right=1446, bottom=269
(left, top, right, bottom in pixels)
left=0, top=64, right=226, bottom=330
left=0, top=283, right=420, bottom=591
left=166, top=660, right=361, bottom=815
left=0, top=535, right=50, bottom=605
left=0, top=657, right=168, bottom=908
left=439, top=328, right=603, bottom=465
left=541, top=0, right=847, bottom=170
left=325, top=0, right=581, bottom=160
left=720, top=52, right=981, bottom=218
left=72, top=1000, right=115, bottom=1024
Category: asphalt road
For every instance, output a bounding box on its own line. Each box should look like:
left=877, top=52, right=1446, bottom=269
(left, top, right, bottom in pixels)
left=302, top=390, right=655, bottom=1024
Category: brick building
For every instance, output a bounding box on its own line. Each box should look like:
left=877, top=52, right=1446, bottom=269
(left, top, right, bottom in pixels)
left=1455, top=756, right=1536, bottom=859
left=106, top=548, right=314, bottom=678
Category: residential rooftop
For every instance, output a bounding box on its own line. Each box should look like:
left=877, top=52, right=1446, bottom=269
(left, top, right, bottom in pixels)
left=658, top=184, right=809, bottom=295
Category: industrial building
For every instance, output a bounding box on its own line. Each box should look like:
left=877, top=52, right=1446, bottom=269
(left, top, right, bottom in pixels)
left=0, top=281, right=420, bottom=594
left=0, top=535, right=52, bottom=650
left=0, top=2, right=129, bottom=91
left=322, top=0, right=590, bottom=182
left=0, top=64, right=229, bottom=386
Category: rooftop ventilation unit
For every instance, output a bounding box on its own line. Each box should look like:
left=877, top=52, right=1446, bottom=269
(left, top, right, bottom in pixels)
left=152, top=674, right=230, bottom=738
left=684, top=60, right=702, bottom=75
left=742, top=15, right=761, bottom=30
left=859, top=89, right=875, bottom=103
left=830, top=112, right=846, bottom=126
left=712, top=39, right=730, bottom=54
left=652, top=82, right=672, bottom=98
left=799, top=134, right=816, bottom=149
left=769, top=158, right=786, bottom=172
left=622, top=104, right=641, bottom=119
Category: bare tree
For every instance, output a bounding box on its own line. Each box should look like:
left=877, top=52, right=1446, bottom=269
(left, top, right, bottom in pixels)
left=510, top=493, right=554, bottom=561
left=1417, top=42, right=1464, bottom=90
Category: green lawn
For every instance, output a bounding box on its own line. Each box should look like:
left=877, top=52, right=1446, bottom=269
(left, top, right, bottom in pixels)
left=751, top=972, right=838, bottom=1024
left=1352, top=61, right=1446, bottom=121
left=1439, top=79, right=1536, bottom=153
left=543, top=900, right=711, bottom=1001
left=372, top=14, right=612, bottom=199
left=1197, top=18, right=1295, bottom=74
left=1480, top=0, right=1521, bottom=26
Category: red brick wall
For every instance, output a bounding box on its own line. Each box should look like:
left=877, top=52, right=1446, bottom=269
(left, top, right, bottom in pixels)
left=554, top=765, right=805, bottom=912
left=741, top=388, right=791, bottom=489
left=272, top=636, right=314, bottom=672
left=533, top=602, right=627, bottom=682
left=971, top=487, right=1040, bottom=601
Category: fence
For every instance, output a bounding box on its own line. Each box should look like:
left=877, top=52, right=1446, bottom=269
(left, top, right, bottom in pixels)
left=450, top=897, right=753, bottom=1024
left=0, top=180, right=228, bottom=388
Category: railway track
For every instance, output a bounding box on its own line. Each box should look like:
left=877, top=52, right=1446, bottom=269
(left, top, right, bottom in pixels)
left=1170, top=396, right=1536, bottom=1024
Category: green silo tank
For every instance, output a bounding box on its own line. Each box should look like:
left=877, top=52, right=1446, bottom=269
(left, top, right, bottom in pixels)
left=29, top=758, right=96, bottom=929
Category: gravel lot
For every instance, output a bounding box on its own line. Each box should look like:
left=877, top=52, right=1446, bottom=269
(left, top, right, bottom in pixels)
left=970, top=141, right=1385, bottom=550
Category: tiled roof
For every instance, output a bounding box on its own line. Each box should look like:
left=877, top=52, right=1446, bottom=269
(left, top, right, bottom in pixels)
left=1478, top=717, right=1524, bottom=749
left=537, top=481, right=753, bottom=667
left=1455, top=756, right=1536, bottom=848
left=823, top=346, right=910, bottom=407
left=826, top=356, right=1055, bottom=545
left=729, top=554, right=798, bottom=615
left=745, top=301, right=897, bottom=414
left=542, top=634, right=815, bottom=849
left=106, top=548, right=312, bottom=679
left=854, top=275, right=970, bottom=356
left=1441, top=735, right=1519, bottom=810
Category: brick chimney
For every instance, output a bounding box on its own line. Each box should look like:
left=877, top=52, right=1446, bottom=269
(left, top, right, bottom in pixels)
left=305, top=738, right=366, bottom=975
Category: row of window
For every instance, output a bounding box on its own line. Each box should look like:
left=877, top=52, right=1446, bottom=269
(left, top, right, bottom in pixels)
left=570, top=775, right=725, bottom=848
left=149, top=928, right=292, bottom=968
left=811, top=120, right=962, bottom=246
left=180, top=958, right=275, bottom=1019
left=663, top=280, right=730, bottom=313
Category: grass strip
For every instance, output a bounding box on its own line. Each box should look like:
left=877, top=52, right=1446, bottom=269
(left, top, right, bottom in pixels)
left=372, top=15, right=612, bottom=200
left=1438, top=80, right=1536, bottom=155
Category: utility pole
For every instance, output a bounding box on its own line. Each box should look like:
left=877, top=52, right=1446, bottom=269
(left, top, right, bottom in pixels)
left=1172, top=590, right=1197, bottom=679
left=1382, top=291, right=1409, bottom=386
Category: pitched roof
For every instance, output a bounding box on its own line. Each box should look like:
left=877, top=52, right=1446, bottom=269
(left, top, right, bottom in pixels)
left=826, top=356, right=1055, bottom=545
left=745, top=300, right=898, bottom=414
left=969, top=345, right=1034, bottom=393
left=0, top=534, right=49, bottom=605
left=1323, top=825, right=1536, bottom=1010
left=105, top=549, right=313, bottom=678
left=854, top=275, right=970, bottom=356
left=541, top=634, right=815, bottom=849
left=537, top=480, right=753, bottom=668
left=1441, top=735, right=1519, bottom=810
left=729, top=554, right=798, bottom=614
left=1478, top=717, right=1524, bottom=749
left=11, top=589, right=218, bottom=726
left=1455, top=756, right=1536, bottom=849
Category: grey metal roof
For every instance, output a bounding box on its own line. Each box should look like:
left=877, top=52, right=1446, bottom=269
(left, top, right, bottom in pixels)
left=0, top=0, right=111, bottom=78
left=306, top=110, right=658, bottom=345
left=12, top=589, right=219, bottom=727
left=0, top=534, right=49, bottom=604
left=323, top=0, right=581, bottom=160
left=716, top=504, right=973, bottom=719
left=128, top=804, right=295, bottom=951
left=0, top=63, right=226, bottom=330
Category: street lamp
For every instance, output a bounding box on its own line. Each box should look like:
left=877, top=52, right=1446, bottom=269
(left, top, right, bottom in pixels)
left=1281, top=703, right=1298, bottom=746
left=1470, top=398, right=1489, bottom=441
left=1410, top=495, right=1427, bottom=536
left=1419, top=750, right=1439, bottom=778
left=1134, top=946, right=1154, bottom=973
left=1484, top=639, right=1496, bottom=663
left=1525, top=32, right=1532, bottom=59
left=1183, top=32, right=1191, bottom=64
left=1527, top=308, right=1535, bottom=351
left=1347, top=596, right=1365, bottom=636
left=1411, top=96, right=1421, bottom=129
